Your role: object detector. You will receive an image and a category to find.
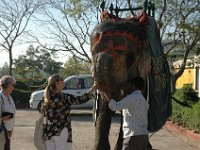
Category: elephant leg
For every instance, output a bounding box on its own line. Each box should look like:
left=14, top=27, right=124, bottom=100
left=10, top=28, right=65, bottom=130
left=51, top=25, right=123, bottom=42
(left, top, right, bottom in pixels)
left=94, top=102, right=112, bottom=150
left=114, top=111, right=123, bottom=150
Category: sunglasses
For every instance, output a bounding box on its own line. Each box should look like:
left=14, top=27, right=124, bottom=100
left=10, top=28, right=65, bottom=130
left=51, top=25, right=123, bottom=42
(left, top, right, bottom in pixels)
left=57, top=77, right=64, bottom=82
left=51, top=75, right=64, bottom=82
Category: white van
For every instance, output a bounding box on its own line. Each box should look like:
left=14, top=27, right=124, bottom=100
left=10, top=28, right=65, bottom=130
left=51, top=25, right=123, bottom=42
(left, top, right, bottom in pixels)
left=29, top=74, right=94, bottom=110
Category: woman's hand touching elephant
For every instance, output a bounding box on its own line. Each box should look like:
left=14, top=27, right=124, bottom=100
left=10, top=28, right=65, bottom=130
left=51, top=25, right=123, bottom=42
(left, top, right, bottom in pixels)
left=87, top=83, right=97, bottom=96
left=96, top=81, right=111, bottom=102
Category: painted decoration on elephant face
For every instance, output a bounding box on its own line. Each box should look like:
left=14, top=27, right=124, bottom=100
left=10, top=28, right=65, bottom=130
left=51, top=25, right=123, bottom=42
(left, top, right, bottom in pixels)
left=90, top=10, right=151, bottom=100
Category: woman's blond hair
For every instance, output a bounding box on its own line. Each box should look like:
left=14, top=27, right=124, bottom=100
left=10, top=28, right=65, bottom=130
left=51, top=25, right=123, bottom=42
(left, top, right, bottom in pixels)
left=44, top=74, right=63, bottom=106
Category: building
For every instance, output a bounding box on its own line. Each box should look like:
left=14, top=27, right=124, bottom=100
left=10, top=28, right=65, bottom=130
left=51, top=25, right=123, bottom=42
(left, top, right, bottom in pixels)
left=173, top=56, right=200, bottom=97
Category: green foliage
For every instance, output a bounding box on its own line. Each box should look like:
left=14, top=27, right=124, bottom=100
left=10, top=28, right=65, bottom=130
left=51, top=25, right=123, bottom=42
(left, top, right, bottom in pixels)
left=12, top=56, right=90, bottom=106
left=64, top=0, right=97, bottom=18
left=15, top=80, right=29, bottom=90
left=15, top=77, right=46, bottom=91
left=171, top=87, right=200, bottom=133
left=13, top=45, right=63, bottom=81
left=11, top=79, right=46, bottom=106
left=59, top=57, right=91, bottom=78
left=11, top=89, right=32, bottom=104
left=195, top=47, right=200, bottom=55
left=173, top=84, right=199, bottom=104
left=0, top=63, right=9, bottom=77
left=28, top=78, right=47, bottom=91
left=171, top=100, right=200, bottom=133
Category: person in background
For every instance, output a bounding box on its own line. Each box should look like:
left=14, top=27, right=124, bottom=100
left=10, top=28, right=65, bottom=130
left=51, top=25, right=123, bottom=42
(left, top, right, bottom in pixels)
left=97, top=76, right=149, bottom=150
left=43, top=74, right=96, bottom=150
left=0, top=75, right=16, bottom=150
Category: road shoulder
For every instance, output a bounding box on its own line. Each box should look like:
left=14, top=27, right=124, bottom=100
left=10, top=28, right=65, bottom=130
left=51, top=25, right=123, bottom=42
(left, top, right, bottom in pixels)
left=164, top=121, right=200, bottom=149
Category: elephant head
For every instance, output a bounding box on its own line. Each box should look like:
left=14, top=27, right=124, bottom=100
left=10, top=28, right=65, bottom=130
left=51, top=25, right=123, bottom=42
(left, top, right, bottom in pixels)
left=90, top=11, right=151, bottom=100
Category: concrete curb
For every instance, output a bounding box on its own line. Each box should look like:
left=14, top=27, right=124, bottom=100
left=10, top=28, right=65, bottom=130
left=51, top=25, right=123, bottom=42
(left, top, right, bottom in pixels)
left=164, top=121, right=200, bottom=148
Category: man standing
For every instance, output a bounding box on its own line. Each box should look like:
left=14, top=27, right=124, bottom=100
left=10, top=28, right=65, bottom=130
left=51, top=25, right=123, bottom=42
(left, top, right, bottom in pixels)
left=97, top=77, right=149, bottom=150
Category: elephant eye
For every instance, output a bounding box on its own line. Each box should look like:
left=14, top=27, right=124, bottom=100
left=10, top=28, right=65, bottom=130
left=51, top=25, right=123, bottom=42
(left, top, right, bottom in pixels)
left=126, top=52, right=135, bottom=68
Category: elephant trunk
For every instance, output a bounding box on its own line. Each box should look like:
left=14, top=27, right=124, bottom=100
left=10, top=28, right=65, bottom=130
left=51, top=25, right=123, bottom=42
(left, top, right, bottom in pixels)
left=93, top=52, right=128, bottom=101
left=93, top=52, right=112, bottom=89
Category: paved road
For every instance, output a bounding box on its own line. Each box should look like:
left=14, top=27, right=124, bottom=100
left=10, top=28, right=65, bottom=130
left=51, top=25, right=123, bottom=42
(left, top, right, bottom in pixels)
left=11, top=109, right=199, bottom=150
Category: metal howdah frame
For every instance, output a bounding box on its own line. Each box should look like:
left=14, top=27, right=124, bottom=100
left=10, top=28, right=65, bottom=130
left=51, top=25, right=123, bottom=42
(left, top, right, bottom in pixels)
left=99, top=0, right=155, bottom=18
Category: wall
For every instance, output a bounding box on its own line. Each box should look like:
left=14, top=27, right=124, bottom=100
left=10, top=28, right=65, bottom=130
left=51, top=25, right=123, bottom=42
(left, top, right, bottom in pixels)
left=175, top=67, right=195, bottom=89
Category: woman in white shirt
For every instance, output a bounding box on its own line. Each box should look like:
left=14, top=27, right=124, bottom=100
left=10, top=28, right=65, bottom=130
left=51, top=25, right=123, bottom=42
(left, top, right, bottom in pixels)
left=0, top=75, right=16, bottom=150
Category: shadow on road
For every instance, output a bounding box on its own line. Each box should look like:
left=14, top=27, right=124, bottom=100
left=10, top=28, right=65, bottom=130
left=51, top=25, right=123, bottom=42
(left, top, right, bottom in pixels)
left=71, top=112, right=121, bottom=123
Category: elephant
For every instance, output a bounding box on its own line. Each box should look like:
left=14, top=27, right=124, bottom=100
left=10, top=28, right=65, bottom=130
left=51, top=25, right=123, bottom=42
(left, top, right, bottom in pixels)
left=90, top=10, right=171, bottom=150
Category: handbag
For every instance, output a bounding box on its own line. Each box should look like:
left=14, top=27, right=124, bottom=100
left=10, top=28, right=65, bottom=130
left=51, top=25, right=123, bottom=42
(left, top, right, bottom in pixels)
left=34, top=115, right=46, bottom=150
left=2, top=112, right=13, bottom=118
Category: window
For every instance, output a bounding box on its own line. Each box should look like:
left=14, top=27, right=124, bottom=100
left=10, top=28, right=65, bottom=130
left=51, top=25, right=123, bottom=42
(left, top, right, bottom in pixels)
left=64, top=76, right=93, bottom=90
left=65, top=78, right=81, bottom=89
left=84, top=76, right=93, bottom=89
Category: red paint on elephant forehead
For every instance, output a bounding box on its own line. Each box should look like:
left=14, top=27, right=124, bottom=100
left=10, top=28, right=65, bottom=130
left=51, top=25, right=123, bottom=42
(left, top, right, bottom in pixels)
left=92, top=31, right=144, bottom=57
left=92, top=31, right=142, bottom=45
left=103, top=31, right=142, bottom=44
left=101, top=49, right=125, bottom=57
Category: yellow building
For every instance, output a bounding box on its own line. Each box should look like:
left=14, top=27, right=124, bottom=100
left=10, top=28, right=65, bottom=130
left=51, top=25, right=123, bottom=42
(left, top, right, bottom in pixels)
left=175, top=67, right=195, bottom=89
left=173, top=58, right=200, bottom=97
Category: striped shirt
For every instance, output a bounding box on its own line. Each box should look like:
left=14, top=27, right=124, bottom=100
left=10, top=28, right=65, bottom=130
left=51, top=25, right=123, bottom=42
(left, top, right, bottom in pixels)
left=108, top=90, right=149, bottom=138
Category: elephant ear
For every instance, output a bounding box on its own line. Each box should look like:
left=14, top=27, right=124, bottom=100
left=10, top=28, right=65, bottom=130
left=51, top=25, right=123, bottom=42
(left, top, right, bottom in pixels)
left=137, top=51, right=151, bottom=79
left=146, top=17, right=172, bottom=132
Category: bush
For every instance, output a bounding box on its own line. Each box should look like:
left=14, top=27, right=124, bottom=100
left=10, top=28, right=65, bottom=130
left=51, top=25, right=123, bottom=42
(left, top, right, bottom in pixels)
left=12, top=79, right=47, bottom=107
left=28, top=78, right=47, bottom=91
left=11, top=89, right=32, bottom=104
left=188, top=102, right=200, bottom=133
left=173, top=84, right=199, bottom=104
left=14, top=78, right=47, bottom=91
left=15, top=80, right=29, bottom=90
left=171, top=86, right=200, bottom=133
left=171, top=101, right=200, bottom=133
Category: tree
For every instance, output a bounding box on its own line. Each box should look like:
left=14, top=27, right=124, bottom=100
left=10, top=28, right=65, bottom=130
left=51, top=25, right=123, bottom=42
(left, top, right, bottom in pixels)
left=0, top=62, right=9, bottom=77
left=59, top=56, right=91, bottom=78
left=32, top=0, right=135, bottom=64
left=13, top=45, right=63, bottom=81
left=155, top=0, right=200, bottom=92
left=0, top=0, right=44, bottom=75
left=32, top=0, right=98, bottom=64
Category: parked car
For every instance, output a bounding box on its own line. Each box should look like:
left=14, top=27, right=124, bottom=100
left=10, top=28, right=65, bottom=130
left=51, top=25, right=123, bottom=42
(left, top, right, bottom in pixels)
left=29, top=74, right=94, bottom=111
